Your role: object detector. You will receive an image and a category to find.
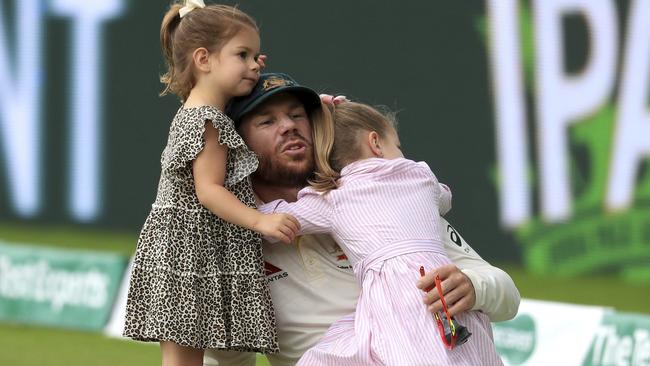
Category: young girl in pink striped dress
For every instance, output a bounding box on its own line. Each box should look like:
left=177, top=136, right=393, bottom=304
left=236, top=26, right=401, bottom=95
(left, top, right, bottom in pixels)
left=259, top=101, right=503, bottom=365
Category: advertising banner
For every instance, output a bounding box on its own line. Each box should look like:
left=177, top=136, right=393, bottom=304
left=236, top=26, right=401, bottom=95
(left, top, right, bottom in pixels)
left=483, top=0, right=650, bottom=282
left=0, top=241, right=127, bottom=330
left=494, top=299, right=650, bottom=366
left=583, top=312, right=650, bottom=366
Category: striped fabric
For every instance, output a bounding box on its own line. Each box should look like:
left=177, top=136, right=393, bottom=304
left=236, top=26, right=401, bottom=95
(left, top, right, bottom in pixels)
left=260, top=158, right=503, bottom=365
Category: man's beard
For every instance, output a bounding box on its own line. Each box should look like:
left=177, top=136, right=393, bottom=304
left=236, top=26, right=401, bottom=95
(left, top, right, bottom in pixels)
left=253, top=153, right=314, bottom=188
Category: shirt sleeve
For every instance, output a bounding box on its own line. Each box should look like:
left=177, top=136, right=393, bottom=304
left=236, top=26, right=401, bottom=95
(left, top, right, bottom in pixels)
left=440, top=217, right=521, bottom=322
left=438, top=183, right=452, bottom=216
left=414, top=160, right=452, bottom=216
left=258, top=187, right=334, bottom=237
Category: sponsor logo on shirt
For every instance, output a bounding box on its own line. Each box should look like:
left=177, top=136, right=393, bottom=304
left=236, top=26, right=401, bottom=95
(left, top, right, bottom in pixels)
left=329, top=247, right=352, bottom=269
left=445, top=222, right=472, bottom=254
left=264, top=261, right=288, bottom=282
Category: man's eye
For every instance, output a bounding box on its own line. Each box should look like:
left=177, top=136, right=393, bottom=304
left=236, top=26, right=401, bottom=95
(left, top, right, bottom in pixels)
left=259, top=120, right=272, bottom=125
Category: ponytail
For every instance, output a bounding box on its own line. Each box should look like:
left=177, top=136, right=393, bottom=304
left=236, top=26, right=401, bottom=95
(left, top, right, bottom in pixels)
left=308, top=104, right=341, bottom=192
left=159, top=4, right=183, bottom=97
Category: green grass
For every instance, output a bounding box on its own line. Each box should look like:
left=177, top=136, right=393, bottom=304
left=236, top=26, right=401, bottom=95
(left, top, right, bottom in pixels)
left=0, top=323, right=160, bottom=366
left=502, top=264, right=650, bottom=315
left=0, top=223, right=648, bottom=365
left=0, top=323, right=271, bottom=366
left=0, top=222, right=138, bottom=256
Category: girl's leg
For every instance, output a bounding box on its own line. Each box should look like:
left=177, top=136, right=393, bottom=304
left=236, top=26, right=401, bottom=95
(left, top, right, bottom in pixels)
left=160, top=341, right=204, bottom=366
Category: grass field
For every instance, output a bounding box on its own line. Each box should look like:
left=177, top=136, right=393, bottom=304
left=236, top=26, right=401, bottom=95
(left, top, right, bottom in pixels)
left=1, top=222, right=648, bottom=365
left=0, top=322, right=271, bottom=366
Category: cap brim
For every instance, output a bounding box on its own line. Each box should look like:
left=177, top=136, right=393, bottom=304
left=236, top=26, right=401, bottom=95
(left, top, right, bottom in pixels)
left=237, top=85, right=321, bottom=122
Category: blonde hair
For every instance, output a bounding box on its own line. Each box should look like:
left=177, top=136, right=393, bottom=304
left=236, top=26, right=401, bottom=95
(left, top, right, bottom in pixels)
left=160, top=2, right=258, bottom=101
left=310, top=102, right=397, bottom=192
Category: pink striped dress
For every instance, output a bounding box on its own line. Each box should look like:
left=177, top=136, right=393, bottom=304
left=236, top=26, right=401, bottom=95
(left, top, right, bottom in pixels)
left=260, top=158, right=503, bottom=366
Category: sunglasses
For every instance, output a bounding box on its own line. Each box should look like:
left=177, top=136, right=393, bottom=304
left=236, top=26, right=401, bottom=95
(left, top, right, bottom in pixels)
left=419, top=266, right=472, bottom=350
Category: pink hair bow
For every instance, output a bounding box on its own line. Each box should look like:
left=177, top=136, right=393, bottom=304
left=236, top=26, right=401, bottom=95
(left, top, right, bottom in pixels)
left=319, top=94, right=349, bottom=106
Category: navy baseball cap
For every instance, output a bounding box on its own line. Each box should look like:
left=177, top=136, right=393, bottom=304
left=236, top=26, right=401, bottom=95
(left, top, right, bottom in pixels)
left=226, top=73, right=322, bottom=126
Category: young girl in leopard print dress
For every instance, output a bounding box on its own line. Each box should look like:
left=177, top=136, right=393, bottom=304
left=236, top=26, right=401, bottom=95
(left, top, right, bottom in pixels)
left=122, top=1, right=299, bottom=364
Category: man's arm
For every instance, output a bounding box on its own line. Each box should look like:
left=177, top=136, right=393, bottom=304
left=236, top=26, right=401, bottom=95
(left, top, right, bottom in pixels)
left=418, top=217, right=520, bottom=322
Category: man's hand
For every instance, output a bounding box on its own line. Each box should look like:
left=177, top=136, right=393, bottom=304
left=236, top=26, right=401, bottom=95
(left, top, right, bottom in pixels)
left=254, top=213, right=300, bottom=244
left=417, top=264, right=476, bottom=317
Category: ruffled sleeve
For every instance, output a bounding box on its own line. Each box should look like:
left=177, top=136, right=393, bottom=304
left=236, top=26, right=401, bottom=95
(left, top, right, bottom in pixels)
left=162, top=106, right=258, bottom=186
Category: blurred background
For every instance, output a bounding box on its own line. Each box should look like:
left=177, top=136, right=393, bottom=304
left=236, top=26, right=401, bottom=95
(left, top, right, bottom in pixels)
left=0, top=0, right=648, bottom=365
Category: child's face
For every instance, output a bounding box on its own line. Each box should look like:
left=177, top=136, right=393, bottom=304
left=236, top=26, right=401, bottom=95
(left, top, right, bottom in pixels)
left=380, top=128, right=404, bottom=159
left=210, top=27, right=261, bottom=98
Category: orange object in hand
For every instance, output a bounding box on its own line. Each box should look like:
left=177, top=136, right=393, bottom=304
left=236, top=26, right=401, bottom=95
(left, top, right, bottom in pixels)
left=419, top=266, right=472, bottom=350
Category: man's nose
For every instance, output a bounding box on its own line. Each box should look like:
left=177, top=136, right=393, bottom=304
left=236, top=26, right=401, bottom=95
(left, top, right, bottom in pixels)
left=278, top=114, right=297, bottom=134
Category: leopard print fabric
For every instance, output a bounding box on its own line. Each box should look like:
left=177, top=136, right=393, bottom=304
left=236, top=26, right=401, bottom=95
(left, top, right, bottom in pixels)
left=123, top=106, right=278, bottom=353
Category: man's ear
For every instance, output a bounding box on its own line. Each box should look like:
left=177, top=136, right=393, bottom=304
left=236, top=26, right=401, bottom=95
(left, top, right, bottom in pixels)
left=367, top=131, right=383, bottom=158
left=192, top=47, right=212, bottom=73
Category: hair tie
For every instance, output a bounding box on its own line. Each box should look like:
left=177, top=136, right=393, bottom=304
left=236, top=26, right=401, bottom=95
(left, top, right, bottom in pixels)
left=179, top=0, right=206, bottom=18
left=319, top=94, right=349, bottom=108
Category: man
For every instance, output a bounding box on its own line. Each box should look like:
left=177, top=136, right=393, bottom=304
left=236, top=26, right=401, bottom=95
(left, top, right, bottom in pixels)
left=204, top=73, right=520, bottom=366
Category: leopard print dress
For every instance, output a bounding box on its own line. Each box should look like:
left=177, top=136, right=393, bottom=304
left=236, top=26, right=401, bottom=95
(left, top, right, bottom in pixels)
left=123, top=106, right=278, bottom=353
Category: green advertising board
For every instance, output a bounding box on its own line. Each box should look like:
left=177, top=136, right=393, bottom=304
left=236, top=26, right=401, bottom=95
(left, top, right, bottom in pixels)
left=492, top=299, right=650, bottom=365
left=0, top=241, right=127, bottom=330
left=584, top=312, right=650, bottom=366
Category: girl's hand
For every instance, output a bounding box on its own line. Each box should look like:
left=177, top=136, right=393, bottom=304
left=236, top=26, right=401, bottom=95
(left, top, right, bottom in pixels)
left=319, top=94, right=348, bottom=106
left=417, top=264, right=476, bottom=317
left=255, top=213, right=300, bottom=244
left=257, top=54, right=268, bottom=70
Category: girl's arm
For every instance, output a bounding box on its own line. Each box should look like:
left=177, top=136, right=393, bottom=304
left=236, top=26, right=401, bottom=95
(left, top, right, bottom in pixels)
left=193, top=123, right=300, bottom=243
left=259, top=189, right=333, bottom=238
